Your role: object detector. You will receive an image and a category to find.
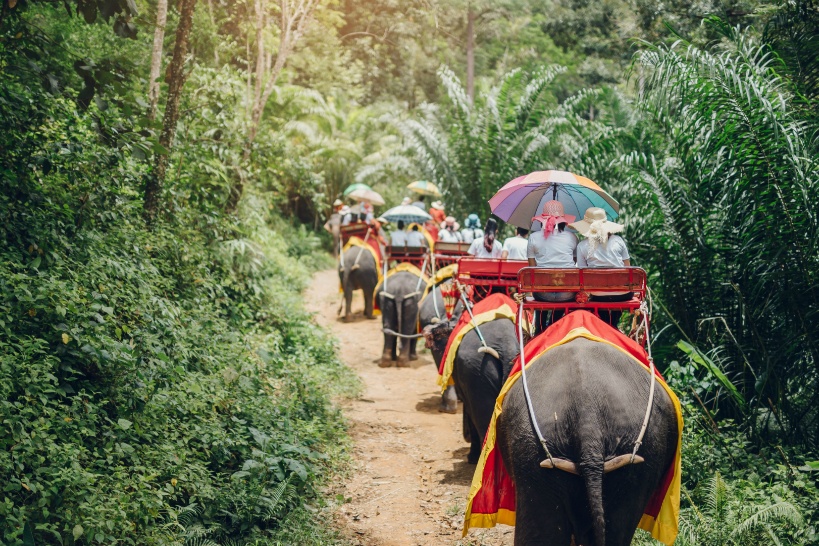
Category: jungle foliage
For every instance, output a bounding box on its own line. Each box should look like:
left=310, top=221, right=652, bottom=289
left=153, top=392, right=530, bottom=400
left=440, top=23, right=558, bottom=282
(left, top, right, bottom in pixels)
left=2, top=0, right=819, bottom=544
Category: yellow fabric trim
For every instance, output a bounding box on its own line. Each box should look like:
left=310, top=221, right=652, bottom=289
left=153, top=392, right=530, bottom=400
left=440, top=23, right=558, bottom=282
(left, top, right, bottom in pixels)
left=373, top=262, right=430, bottom=301
left=437, top=304, right=517, bottom=393
left=422, top=263, right=458, bottom=301
left=464, top=508, right=516, bottom=532
left=341, top=236, right=383, bottom=285
left=463, top=328, right=683, bottom=546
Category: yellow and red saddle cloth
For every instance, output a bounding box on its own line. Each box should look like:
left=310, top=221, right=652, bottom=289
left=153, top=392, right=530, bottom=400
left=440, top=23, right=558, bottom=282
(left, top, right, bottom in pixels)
left=372, top=262, right=429, bottom=316
left=341, top=235, right=384, bottom=286
left=437, top=293, right=518, bottom=392
left=463, top=310, right=683, bottom=545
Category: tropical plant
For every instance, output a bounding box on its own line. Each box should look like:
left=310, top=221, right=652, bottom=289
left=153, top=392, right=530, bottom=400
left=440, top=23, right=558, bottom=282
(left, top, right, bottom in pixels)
left=619, top=20, right=819, bottom=447
left=396, top=64, right=634, bottom=218
left=676, top=472, right=804, bottom=546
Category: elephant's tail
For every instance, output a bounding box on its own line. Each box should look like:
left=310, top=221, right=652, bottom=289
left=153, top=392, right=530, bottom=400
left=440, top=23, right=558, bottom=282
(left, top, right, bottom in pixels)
left=581, top=458, right=606, bottom=546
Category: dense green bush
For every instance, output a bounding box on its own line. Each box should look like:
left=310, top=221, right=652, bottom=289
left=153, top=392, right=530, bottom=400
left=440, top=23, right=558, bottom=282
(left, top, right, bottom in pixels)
left=0, top=65, right=357, bottom=546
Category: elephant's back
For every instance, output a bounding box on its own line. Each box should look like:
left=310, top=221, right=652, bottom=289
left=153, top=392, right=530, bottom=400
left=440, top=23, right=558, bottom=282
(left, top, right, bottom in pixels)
left=457, top=318, right=519, bottom=370
left=378, top=270, right=425, bottom=296
left=501, top=337, right=678, bottom=476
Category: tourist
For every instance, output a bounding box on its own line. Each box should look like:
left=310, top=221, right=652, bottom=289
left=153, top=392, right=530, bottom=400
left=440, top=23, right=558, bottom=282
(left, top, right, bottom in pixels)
left=467, top=218, right=502, bottom=258
left=501, top=227, right=529, bottom=260
left=570, top=207, right=632, bottom=328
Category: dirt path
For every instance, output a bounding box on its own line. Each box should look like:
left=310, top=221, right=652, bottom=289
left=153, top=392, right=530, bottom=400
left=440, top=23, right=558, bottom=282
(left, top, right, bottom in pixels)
left=306, top=269, right=512, bottom=546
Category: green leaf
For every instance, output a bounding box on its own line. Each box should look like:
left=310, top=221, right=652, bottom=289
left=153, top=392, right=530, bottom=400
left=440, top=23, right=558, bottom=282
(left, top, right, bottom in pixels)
left=73, top=524, right=84, bottom=540
left=677, top=340, right=745, bottom=407
left=117, top=418, right=132, bottom=430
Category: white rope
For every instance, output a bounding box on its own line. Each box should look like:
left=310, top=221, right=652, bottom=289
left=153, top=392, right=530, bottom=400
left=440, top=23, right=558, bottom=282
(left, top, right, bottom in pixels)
left=382, top=327, right=425, bottom=339
left=516, top=303, right=555, bottom=466
left=415, top=254, right=429, bottom=292
left=350, top=229, right=371, bottom=270
left=631, top=295, right=656, bottom=463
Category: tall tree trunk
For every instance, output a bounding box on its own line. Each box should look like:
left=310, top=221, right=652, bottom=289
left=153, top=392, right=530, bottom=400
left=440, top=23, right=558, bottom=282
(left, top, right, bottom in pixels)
left=205, top=0, right=219, bottom=65
left=466, top=5, right=475, bottom=105
left=226, top=0, right=320, bottom=214
left=143, top=0, right=198, bottom=222
left=147, top=0, right=168, bottom=120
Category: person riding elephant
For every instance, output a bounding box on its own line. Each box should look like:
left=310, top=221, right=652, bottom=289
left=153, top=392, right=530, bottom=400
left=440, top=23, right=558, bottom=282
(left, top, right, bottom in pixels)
left=423, top=294, right=520, bottom=463
left=338, top=242, right=379, bottom=322
left=495, top=325, right=679, bottom=546
left=377, top=269, right=427, bottom=367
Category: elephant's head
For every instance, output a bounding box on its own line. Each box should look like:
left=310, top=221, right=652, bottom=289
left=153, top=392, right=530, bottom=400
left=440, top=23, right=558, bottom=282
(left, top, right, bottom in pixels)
left=422, top=318, right=456, bottom=364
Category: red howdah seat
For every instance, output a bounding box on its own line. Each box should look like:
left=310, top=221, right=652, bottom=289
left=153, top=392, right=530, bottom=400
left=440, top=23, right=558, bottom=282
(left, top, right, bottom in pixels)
left=517, top=267, right=647, bottom=312
left=456, top=257, right=529, bottom=302
left=386, top=245, right=431, bottom=274
left=340, top=222, right=369, bottom=245
left=433, top=241, right=471, bottom=270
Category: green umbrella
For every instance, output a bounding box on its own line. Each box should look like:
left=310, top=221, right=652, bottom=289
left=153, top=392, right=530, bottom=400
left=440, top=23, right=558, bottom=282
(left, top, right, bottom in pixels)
left=343, top=183, right=372, bottom=197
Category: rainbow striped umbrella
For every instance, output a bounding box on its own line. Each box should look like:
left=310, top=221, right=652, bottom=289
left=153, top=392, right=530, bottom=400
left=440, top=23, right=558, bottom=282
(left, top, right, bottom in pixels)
left=489, top=170, right=619, bottom=229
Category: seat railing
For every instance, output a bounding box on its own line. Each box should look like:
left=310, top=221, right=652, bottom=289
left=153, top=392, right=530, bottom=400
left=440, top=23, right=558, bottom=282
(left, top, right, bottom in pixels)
left=517, top=266, right=647, bottom=311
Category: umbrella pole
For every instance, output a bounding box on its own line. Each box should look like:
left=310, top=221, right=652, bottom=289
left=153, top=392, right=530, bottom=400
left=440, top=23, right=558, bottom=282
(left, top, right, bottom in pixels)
left=552, top=183, right=557, bottom=201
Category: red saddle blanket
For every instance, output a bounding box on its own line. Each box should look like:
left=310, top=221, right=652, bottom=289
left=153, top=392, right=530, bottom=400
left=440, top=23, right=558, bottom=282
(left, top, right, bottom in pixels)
left=463, top=310, right=683, bottom=546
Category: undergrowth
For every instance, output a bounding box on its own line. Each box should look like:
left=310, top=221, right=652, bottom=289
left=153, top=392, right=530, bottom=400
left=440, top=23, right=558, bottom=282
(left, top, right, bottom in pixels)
left=0, top=102, right=359, bottom=544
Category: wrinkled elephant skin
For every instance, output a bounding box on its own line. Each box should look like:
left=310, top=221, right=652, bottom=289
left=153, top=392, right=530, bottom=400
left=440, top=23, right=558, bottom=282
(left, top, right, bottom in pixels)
left=424, top=316, right=519, bottom=462
left=338, top=247, right=378, bottom=321
left=496, top=337, right=679, bottom=546
left=418, top=286, right=465, bottom=413
left=377, top=270, right=424, bottom=367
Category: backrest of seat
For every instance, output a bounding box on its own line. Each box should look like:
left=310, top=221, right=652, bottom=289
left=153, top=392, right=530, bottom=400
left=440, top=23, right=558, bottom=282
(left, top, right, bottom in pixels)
left=340, top=222, right=369, bottom=242
left=457, top=258, right=528, bottom=287
left=434, top=242, right=471, bottom=256
left=518, top=267, right=647, bottom=298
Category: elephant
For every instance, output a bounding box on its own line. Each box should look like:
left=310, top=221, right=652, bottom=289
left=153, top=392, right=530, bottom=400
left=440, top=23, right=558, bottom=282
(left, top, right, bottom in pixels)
left=424, top=314, right=519, bottom=463
left=338, top=245, right=379, bottom=321
left=377, top=270, right=427, bottom=367
left=496, top=336, right=679, bottom=546
left=417, top=284, right=465, bottom=414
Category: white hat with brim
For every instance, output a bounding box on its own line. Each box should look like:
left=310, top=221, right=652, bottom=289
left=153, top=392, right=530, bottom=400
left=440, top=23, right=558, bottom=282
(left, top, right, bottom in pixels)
left=430, top=200, right=444, bottom=210
left=333, top=199, right=343, bottom=207
left=568, top=207, right=624, bottom=237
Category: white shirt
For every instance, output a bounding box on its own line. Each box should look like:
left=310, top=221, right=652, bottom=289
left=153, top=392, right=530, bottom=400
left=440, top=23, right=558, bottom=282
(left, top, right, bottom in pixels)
left=468, top=237, right=503, bottom=259
left=406, top=230, right=427, bottom=247
left=576, top=235, right=630, bottom=268
left=526, top=229, right=578, bottom=267
left=438, top=228, right=462, bottom=243
left=502, top=236, right=529, bottom=260
left=461, top=227, right=484, bottom=244
left=390, top=230, right=408, bottom=246
left=412, top=201, right=426, bottom=211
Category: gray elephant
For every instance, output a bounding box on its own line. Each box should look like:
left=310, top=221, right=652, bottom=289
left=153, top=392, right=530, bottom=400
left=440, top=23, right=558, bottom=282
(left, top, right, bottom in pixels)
left=417, top=284, right=465, bottom=413
left=338, top=246, right=379, bottom=321
left=496, top=336, right=679, bottom=546
left=377, top=270, right=426, bottom=367
left=424, top=314, right=519, bottom=463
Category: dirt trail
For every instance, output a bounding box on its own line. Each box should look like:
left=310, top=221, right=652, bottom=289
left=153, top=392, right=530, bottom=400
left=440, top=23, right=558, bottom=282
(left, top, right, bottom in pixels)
left=305, top=269, right=512, bottom=546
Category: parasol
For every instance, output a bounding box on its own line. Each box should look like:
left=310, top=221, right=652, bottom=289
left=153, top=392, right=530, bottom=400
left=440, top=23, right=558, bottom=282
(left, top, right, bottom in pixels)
left=488, top=170, right=619, bottom=229
left=407, top=180, right=442, bottom=197
left=348, top=188, right=385, bottom=206
left=379, top=205, right=433, bottom=224
left=343, top=182, right=373, bottom=196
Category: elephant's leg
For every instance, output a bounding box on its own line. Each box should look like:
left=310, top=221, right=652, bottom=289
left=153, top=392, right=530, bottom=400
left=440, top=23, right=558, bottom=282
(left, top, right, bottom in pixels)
left=380, top=333, right=396, bottom=367
left=466, top=414, right=482, bottom=464
left=363, top=287, right=375, bottom=319
left=343, top=282, right=354, bottom=322
left=396, top=341, right=410, bottom=367
left=440, top=385, right=457, bottom=414
left=408, top=338, right=418, bottom=361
